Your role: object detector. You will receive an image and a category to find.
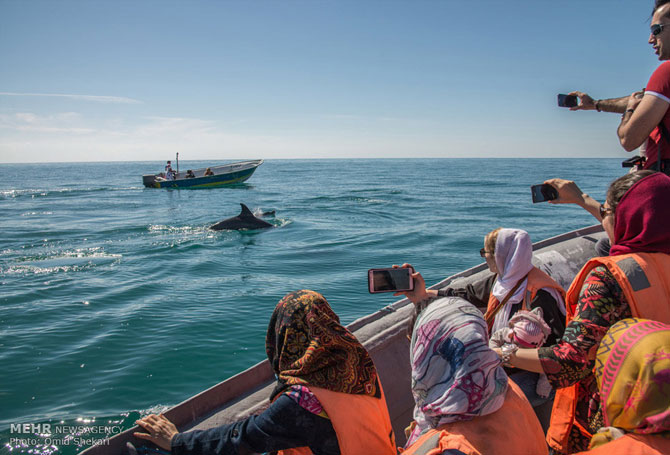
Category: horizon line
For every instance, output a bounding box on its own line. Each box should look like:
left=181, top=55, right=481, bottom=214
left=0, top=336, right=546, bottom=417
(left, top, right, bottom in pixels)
left=0, top=157, right=626, bottom=165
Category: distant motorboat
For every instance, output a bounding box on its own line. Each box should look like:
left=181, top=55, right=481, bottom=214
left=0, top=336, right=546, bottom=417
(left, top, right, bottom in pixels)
left=142, top=159, right=264, bottom=188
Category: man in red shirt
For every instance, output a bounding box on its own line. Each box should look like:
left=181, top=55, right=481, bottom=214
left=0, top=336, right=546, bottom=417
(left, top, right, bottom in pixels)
left=569, top=0, right=670, bottom=174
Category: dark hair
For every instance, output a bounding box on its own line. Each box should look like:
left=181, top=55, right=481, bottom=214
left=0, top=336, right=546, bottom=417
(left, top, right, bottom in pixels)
left=606, top=170, right=655, bottom=213
left=406, top=298, right=433, bottom=340
left=654, top=0, right=670, bottom=18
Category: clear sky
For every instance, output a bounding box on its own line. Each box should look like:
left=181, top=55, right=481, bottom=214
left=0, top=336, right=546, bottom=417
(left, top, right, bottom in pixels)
left=0, top=0, right=663, bottom=163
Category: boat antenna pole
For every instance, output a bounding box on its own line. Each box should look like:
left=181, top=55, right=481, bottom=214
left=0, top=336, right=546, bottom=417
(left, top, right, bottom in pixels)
left=176, top=152, right=179, bottom=177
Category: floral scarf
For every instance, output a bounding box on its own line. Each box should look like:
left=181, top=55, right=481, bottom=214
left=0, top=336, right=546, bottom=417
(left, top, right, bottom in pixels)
left=406, top=297, right=508, bottom=446
left=265, top=289, right=380, bottom=400
left=590, top=318, right=670, bottom=449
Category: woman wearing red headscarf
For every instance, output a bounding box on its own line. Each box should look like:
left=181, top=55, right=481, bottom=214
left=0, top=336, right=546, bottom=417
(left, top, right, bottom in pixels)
left=493, top=171, right=670, bottom=454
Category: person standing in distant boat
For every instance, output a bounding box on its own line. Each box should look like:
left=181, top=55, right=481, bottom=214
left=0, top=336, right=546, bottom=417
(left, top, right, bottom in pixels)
left=165, top=161, right=176, bottom=180
left=565, top=0, right=670, bottom=174
left=204, top=167, right=214, bottom=176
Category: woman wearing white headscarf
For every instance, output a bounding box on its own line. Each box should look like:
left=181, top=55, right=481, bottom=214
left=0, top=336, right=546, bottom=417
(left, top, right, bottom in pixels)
left=482, top=228, right=565, bottom=336
left=401, top=297, right=547, bottom=455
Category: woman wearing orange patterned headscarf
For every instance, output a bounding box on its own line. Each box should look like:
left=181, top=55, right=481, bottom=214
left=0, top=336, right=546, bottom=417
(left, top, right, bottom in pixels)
left=134, top=290, right=395, bottom=455
left=265, top=289, right=380, bottom=399
left=572, top=318, right=670, bottom=454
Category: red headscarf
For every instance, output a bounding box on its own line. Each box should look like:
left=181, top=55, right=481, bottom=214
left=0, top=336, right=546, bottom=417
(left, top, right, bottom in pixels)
left=610, top=172, right=670, bottom=256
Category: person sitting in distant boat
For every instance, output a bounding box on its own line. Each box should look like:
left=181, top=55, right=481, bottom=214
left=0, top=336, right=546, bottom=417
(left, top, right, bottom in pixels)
left=571, top=318, right=670, bottom=455
left=204, top=167, right=214, bottom=176
left=396, top=228, right=567, bottom=433
left=132, top=290, right=396, bottom=455
left=401, top=296, right=548, bottom=455
left=492, top=171, right=670, bottom=454
left=185, top=170, right=195, bottom=179
left=165, top=161, right=176, bottom=181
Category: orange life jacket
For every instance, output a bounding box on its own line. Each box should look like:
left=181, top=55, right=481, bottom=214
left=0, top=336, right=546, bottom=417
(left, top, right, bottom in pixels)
left=278, top=384, right=396, bottom=455
left=485, top=266, right=566, bottom=330
left=546, top=252, right=670, bottom=454
left=571, top=433, right=670, bottom=455
left=400, top=379, right=547, bottom=455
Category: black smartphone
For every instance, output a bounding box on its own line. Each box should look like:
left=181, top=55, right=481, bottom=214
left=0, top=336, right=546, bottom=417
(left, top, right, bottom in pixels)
left=557, top=94, right=578, bottom=108
left=368, top=267, right=414, bottom=293
left=531, top=184, right=558, bottom=203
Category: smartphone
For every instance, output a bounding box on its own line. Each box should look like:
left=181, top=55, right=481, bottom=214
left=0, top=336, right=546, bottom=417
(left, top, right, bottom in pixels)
left=557, top=94, right=578, bottom=108
left=368, top=267, right=414, bottom=293
left=531, top=184, right=558, bottom=203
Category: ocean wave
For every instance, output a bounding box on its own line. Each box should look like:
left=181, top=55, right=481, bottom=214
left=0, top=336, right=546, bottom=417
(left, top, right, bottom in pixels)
left=0, top=187, right=140, bottom=200
left=4, top=249, right=122, bottom=275
left=21, top=211, right=55, bottom=216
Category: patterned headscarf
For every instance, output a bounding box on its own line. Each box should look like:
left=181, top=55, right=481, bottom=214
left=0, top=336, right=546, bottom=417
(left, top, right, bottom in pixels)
left=406, top=297, right=508, bottom=446
left=590, top=318, right=670, bottom=449
left=265, top=290, right=380, bottom=400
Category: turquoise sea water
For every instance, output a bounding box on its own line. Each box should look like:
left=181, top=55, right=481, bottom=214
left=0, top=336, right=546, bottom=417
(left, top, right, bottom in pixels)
left=0, top=158, right=623, bottom=454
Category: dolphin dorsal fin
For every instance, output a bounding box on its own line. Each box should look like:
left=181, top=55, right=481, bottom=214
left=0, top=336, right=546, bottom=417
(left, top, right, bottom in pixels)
left=239, top=203, right=254, bottom=217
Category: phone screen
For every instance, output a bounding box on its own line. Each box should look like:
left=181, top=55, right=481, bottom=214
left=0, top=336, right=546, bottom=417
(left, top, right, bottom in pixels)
left=557, top=94, right=578, bottom=108
left=531, top=184, right=558, bottom=203
left=368, top=268, right=414, bottom=293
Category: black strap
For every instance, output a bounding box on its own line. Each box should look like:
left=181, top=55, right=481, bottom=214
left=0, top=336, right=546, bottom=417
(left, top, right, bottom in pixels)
left=657, top=121, right=670, bottom=173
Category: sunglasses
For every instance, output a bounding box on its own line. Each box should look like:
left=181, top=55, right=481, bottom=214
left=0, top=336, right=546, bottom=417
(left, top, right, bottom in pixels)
left=480, top=248, right=493, bottom=258
left=651, top=23, right=670, bottom=36
left=599, top=203, right=614, bottom=219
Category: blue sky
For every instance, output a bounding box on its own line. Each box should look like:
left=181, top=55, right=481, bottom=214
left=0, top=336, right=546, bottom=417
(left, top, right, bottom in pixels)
left=0, top=0, right=662, bottom=162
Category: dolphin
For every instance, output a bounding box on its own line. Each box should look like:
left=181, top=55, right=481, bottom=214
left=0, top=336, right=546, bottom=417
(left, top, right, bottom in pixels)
left=210, top=203, right=274, bottom=231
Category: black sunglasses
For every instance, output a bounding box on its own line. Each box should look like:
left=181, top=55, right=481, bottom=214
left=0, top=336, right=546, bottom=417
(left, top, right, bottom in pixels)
left=479, top=248, right=492, bottom=258
left=651, top=23, right=670, bottom=36
left=599, top=203, right=614, bottom=219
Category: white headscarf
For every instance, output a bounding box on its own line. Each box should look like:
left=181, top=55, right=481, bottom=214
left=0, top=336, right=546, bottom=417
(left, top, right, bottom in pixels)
left=490, top=229, right=533, bottom=333
left=490, top=229, right=565, bottom=333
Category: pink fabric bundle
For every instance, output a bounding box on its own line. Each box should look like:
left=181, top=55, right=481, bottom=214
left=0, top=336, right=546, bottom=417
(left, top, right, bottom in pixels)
left=508, top=308, right=551, bottom=348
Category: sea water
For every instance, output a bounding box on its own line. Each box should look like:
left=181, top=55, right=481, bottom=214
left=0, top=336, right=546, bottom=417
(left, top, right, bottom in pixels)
left=0, top=158, right=623, bottom=454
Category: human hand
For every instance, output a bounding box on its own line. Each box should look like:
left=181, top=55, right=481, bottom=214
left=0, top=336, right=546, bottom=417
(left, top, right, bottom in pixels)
left=626, top=90, right=644, bottom=112
left=404, top=420, right=417, bottom=439
left=392, top=263, right=432, bottom=304
left=134, top=414, right=178, bottom=451
left=568, top=91, right=595, bottom=111
left=543, top=178, right=586, bottom=205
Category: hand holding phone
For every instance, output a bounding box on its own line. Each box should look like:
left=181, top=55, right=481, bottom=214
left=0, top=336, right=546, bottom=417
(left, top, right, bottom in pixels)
left=368, top=267, right=415, bottom=293
left=557, top=94, right=578, bottom=108
left=531, top=184, right=558, bottom=203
